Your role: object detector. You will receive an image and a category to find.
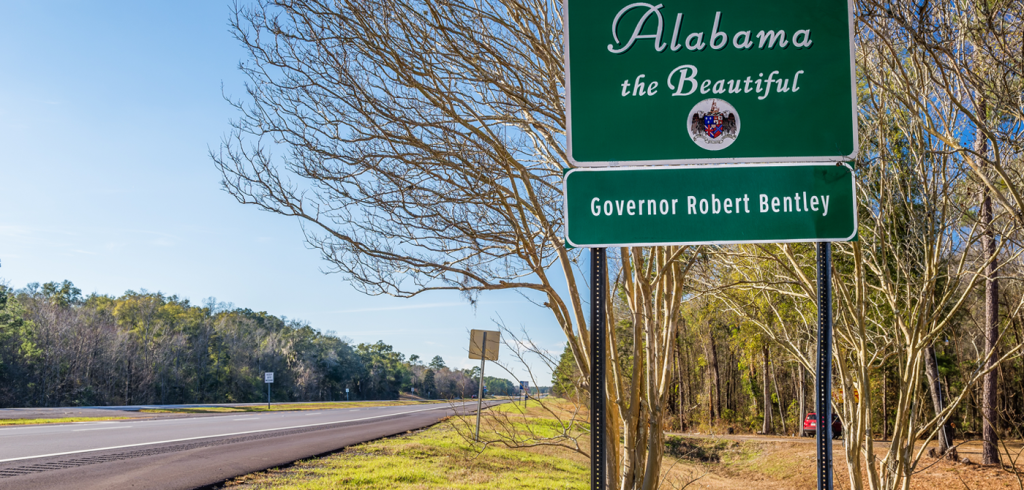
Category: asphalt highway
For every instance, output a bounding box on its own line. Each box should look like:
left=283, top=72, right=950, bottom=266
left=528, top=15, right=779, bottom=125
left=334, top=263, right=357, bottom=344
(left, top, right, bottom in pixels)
left=0, top=400, right=501, bottom=489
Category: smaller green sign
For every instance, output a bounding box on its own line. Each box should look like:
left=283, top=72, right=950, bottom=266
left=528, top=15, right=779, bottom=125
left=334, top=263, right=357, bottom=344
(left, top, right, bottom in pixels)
left=564, top=164, right=856, bottom=247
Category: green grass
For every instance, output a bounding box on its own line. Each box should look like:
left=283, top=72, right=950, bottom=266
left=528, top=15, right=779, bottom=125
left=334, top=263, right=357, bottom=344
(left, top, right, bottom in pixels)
left=0, top=416, right=133, bottom=426
left=489, top=399, right=545, bottom=413
left=221, top=399, right=589, bottom=490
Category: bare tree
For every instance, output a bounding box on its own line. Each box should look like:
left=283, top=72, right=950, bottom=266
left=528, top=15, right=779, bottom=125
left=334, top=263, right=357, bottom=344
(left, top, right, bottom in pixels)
left=606, top=247, right=701, bottom=490
left=213, top=2, right=702, bottom=488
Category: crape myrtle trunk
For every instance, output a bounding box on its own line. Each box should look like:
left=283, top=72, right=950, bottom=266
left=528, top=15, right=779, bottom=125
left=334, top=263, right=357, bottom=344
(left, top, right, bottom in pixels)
left=924, top=345, right=952, bottom=453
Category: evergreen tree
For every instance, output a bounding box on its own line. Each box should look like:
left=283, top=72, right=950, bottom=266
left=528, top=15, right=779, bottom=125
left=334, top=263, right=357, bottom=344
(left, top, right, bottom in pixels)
left=428, top=355, right=446, bottom=370
left=551, top=345, right=582, bottom=400
left=423, top=369, right=436, bottom=399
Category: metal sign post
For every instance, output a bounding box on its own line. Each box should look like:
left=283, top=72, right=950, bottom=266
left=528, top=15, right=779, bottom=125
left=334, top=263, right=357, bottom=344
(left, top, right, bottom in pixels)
left=475, top=331, right=488, bottom=441
left=815, top=243, right=833, bottom=490
left=590, top=248, right=607, bottom=490
left=346, top=388, right=350, bottom=401
left=264, top=372, right=274, bottom=409
left=469, top=329, right=500, bottom=442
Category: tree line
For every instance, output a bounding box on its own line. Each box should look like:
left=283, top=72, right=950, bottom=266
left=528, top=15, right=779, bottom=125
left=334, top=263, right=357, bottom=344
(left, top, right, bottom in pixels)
left=0, top=280, right=517, bottom=408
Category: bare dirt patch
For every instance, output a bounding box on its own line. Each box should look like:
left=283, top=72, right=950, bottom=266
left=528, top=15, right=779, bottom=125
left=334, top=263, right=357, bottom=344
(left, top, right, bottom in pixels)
left=664, top=435, right=1024, bottom=490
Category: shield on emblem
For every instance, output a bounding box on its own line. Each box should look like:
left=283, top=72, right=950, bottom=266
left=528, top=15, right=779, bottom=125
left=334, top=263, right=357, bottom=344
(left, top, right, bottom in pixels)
left=688, top=99, right=740, bottom=150
left=704, top=113, right=724, bottom=139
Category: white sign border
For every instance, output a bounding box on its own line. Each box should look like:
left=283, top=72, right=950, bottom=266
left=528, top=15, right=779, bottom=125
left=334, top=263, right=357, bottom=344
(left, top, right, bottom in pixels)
left=562, top=162, right=859, bottom=248
left=562, top=0, right=859, bottom=167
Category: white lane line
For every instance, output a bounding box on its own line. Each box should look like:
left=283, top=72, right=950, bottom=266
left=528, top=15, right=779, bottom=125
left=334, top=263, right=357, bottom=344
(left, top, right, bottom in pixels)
left=73, top=427, right=131, bottom=432
left=0, top=426, right=68, bottom=432
left=0, top=421, right=126, bottom=433
left=0, top=404, right=460, bottom=463
left=232, top=418, right=257, bottom=421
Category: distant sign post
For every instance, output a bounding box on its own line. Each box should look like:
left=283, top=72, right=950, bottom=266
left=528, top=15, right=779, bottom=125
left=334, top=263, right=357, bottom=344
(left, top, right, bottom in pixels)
left=264, top=372, right=274, bottom=409
left=564, top=1, right=856, bottom=489
left=469, top=329, right=500, bottom=441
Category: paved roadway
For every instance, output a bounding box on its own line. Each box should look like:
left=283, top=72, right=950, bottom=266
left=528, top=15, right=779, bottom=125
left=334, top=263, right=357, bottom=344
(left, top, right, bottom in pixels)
left=0, top=401, right=501, bottom=489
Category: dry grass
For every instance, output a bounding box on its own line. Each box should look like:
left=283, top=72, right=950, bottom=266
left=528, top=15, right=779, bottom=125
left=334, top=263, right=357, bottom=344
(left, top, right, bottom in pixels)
left=661, top=435, right=1024, bottom=490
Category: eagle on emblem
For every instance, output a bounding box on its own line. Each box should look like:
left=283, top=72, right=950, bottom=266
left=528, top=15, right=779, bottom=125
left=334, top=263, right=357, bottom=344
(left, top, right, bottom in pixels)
left=690, top=113, right=703, bottom=137
left=721, top=113, right=737, bottom=135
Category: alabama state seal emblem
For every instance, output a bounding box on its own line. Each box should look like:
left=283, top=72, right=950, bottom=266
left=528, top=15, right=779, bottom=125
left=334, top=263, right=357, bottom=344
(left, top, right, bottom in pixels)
left=688, top=99, right=740, bottom=151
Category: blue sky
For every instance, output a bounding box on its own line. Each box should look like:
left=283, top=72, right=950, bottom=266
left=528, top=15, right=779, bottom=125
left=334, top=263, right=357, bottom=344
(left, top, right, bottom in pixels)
left=0, top=0, right=569, bottom=384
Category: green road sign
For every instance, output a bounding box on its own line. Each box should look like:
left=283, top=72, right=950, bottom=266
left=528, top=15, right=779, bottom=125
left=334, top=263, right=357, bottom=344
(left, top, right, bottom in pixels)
left=563, top=164, right=856, bottom=247
left=564, top=0, right=856, bottom=166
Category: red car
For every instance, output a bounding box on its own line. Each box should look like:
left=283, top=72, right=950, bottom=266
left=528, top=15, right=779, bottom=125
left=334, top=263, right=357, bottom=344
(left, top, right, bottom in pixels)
left=803, top=412, right=842, bottom=439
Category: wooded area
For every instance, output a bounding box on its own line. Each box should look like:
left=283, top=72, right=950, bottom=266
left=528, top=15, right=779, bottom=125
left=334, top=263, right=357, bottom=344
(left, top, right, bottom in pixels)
left=0, top=280, right=517, bottom=407
left=550, top=266, right=1024, bottom=440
